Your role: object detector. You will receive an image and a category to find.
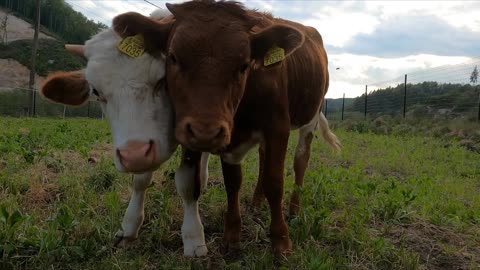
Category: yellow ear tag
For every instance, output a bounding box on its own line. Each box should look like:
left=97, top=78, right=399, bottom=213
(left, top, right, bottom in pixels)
left=264, top=46, right=285, bottom=66
left=117, top=34, right=145, bottom=58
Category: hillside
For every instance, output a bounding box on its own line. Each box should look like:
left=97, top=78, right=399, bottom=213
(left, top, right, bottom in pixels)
left=0, top=0, right=107, bottom=44
left=0, top=38, right=86, bottom=77
left=0, top=7, right=86, bottom=90
left=0, top=8, right=53, bottom=42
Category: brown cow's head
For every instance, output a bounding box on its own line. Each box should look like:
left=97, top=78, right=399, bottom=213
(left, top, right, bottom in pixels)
left=113, top=0, right=304, bottom=152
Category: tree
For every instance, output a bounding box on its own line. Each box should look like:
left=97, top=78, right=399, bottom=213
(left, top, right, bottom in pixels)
left=470, top=65, right=478, bottom=84
left=0, top=12, right=7, bottom=44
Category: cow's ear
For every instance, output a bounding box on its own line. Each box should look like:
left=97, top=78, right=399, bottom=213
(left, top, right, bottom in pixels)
left=250, top=24, right=304, bottom=66
left=40, top=71, right=90, bottom=106
left=113, top=11, right=173, bottom=53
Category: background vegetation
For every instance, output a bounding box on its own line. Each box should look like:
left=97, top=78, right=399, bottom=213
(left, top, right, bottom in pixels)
left=0, top=0, right=107, bottom=44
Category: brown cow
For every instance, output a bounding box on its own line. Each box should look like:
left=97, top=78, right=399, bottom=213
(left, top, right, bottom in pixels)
left=112, top=0, right=337, bottom=257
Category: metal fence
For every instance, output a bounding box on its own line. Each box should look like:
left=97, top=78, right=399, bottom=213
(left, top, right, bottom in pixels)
left=0, top=87, right=104, bottom=118
left=1, top=58, right=480, bottom=122
left=324, top=58, right=480, bottom=122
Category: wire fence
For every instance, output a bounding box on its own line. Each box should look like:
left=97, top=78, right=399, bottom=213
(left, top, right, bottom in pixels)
left=0, top=58, right=479, bottom=123
left=324, top=58, right=480, bottom=122
left=0, top=87, right=104, bottom=118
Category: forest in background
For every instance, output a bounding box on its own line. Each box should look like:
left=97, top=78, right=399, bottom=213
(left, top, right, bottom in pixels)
left=0, top=0, right=107, bottom=44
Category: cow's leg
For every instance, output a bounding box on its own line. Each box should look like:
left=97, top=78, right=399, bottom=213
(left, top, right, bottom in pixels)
left=289, top=118, right=316, bottom=217
left=220, top=159, right=243, bottom=253
left=263, top=128, right=292, bottom=257
left=176, top=148, right=207, bottom=257
left=200, top=152, right=210, bottom=191
left=252, top=143, right=265, bottom=208
left=114, top=172, right=152, bottom=247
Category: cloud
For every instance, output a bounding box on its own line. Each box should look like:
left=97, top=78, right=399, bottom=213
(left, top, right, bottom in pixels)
left=336, top=15, right=480, bottom=57
left=64, top=0, right=478, bottom=100
left=326, top=54, right=473, bottom=98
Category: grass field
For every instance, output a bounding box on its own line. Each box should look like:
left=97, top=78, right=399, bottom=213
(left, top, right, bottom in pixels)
left=0, top=117, right=479, bottom=269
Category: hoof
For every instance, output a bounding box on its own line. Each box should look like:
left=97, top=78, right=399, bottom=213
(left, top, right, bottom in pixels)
left=184, top=244, right=208, bottom=257
left=220, top=240, right=240, bottom=255
left=272, top=237, right=293, bottom=259
left=113, top=230, right=137, bottom=248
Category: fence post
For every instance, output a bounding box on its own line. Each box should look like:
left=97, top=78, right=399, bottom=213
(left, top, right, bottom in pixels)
left=403, top=74, right=407, bottom=118
left=364, top=85, right=367, bottom=119
left=477, top=93, right=480, bottom=122
left=324, top=99, right=328, bottom=118
left=63, top=105, right=66, bottom=119
left=32, top=90, right=36, bottom=117
left=341, top=93, right=345, bottom=121
left=87, top=101, right=90, bottom=118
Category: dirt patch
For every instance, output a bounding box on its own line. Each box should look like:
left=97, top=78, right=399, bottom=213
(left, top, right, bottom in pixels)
left=20, top=162, right=62, bottom=215
left=0, top=59, right=45, bottom=89
left=88, top=143, right=113, bottom=164
left=0, top=8, right=53, bottom=43
left=384, top=222, right=480, bottom=269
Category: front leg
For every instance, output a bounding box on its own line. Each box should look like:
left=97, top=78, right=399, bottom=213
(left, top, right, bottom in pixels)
left=175, top=148, right=207, bottom=257
left=252, top=143, right=266, bottom=208
left=263, top=127, right=292, bottom=257
left=115, top=172, right=152, bottom=247
left=220, top=159, right=243, bottom=253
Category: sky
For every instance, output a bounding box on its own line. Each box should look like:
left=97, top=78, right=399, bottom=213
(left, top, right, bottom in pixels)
left=65, top=0, right=480, bottom=98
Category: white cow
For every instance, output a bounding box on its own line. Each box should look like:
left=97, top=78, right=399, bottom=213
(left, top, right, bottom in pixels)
left=40, top=9, right=209, bottom=257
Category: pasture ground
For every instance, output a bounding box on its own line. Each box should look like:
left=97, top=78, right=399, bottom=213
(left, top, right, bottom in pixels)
left=0, top=117, right=479, bottom=269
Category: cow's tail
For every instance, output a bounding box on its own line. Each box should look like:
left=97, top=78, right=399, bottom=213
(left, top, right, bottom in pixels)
left=317, top=112, right=342, bottom=152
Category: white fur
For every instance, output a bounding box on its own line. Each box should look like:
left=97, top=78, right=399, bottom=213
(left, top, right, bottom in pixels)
left=116, top=172, right=153, bottom=243
left=175, top=160, right=208, bottom=257
left=200, top=152, right=210, bottom=191
left=221, top=132, right=263, bottom=164
left=76, top=8, right=209, bottom=256
left=295, top=113, right=318, bottom=156
left=83, top=23, right=176, bottom=172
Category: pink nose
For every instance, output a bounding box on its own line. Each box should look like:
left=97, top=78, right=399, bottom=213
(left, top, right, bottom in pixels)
left=116, top=140, right=158, bottom=172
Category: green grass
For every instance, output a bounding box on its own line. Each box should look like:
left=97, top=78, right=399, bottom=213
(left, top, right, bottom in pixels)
left=0, top=116, right=479, bottom=269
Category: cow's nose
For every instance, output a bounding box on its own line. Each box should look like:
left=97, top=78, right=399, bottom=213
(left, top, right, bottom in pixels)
left=116, top=140, right=158, bottom=172
left=178, top=118, right=229, bottom=150
left=186, top=122, right=226, bottom=141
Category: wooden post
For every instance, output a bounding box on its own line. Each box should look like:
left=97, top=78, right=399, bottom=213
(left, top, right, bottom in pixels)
left=341, top=93, right=345, bottom=121
left=28, top=0, right=40, bottom=117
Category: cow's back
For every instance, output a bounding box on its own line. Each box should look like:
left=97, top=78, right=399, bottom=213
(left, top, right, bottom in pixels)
left=251, top=13, right=329, bottom=128
left=282, top=19, right=328, bottom=127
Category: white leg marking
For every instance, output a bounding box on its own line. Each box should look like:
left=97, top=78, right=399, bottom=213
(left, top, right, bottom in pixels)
left=199, top=152, right=210, bottom=192
left=175, top=161, right=207, bottom=257
left=296, top=115, right=318, bottom=158
left=116, top=172, right=152, bottom=246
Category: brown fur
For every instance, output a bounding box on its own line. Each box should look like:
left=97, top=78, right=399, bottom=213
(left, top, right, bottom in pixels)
left=113, top=0, right=331, bottom=257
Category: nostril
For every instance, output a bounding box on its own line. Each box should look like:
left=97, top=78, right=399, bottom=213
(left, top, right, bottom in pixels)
left=145, top=140, right=154, bottom=157
left=215, top=126, right=224, bottom=139
left=186, top=123, right=195, bottom=137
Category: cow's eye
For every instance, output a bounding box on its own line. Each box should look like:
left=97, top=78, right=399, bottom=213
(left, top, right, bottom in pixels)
left=240, top=63, right=249, bottom=74
left=92, top=88, right=100, bottom=96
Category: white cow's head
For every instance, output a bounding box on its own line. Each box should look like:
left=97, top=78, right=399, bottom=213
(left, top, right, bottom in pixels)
left=41, top=9, right=177, bottom=173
